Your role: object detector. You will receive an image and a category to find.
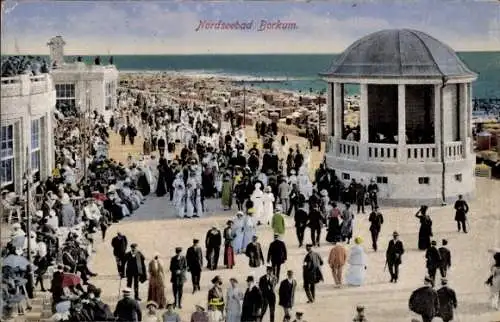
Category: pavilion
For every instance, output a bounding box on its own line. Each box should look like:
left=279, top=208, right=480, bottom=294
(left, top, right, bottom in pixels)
left=320, top=29, right=477, bottom=206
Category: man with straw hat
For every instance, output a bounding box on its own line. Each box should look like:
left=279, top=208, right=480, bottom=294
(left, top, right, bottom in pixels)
left=144, top=301, right=160, bottom=322
left=190, top=303, right=209, bottom=322
left=114, top=287, right=142, bottom=321
left=385, top=231, right=405, bottom=283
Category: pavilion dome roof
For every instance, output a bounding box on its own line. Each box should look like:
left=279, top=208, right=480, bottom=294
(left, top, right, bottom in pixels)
left=320, top=29, right=477, bottom=79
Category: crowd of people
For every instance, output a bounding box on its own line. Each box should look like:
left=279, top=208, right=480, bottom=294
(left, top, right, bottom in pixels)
left=1, top=55, right=50, bottom=78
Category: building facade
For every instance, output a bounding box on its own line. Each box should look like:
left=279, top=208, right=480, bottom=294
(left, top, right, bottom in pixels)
left=0, top=74, right=56, bottom=192
left=321, top=29, right=477, bottom=206
left=47, top=36, right=119, bottom=115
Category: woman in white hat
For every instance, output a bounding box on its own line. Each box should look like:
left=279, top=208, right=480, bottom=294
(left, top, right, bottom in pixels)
left=144, top=301, right=161, bottom=322
left=262, top=186, right=275, bottom=225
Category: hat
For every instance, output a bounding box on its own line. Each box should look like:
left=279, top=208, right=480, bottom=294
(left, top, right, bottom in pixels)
left=296, top=312, right=304, bottom=316
left=195, top=303, right=205, bottom=311
left=12, top=223, right=21, bottom=229
left=122, top=287, right=132, bottom=295
left=246, top=275, right=254, bottom=282
left=274, top=233, right=279, bottom=238
left=35, top=210, right=43, bottom=218
left=393, top=231, right=399, bottom=236
left=431, top=240, right=437, bottom=246
left=320, top=189, right=328, bottom=196
left=290, top=170, right=296, bottom=175
left=14, top=248, right=23, bottom=255
left=441, top=278, right=448, bottom=285
left=193, top=239, right=199, bottom=243
left=175, top=247, right=182, bottom=253
left=424, top=276, right=433, bottom=283
left=226, top=220, right=233, bottom=225
left=236, top=211, right=244, bottom=216
left=146, top=301, right=158, bottom=309
left=274, top=205, right=283, bottom=212
left=130, top=243, right=138, bottom=248
left=305, top=244, right=313, bottom=248
left=266, top=265, right=273, bottom=271
left=354, top=236, right=363, bottom=245
left=211, top=275, right=222, bottom=284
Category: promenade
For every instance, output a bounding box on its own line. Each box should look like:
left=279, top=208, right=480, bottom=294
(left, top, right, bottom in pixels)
left=88, top=130, right=500, bottom=322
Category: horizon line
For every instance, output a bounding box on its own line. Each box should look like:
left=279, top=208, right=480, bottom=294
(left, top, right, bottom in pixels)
left=1, top=50, right=499, bottom=56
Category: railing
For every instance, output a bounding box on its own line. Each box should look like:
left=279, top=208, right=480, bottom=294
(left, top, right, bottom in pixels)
left=367, top=143, right=398, bottom=162
left=444, top=141, right=464, bottom=161
left=0, top=74, right=51, bottom=97
left=407, top=144, right=437, bottom=162
left=338, top=139, right=359, bottom=159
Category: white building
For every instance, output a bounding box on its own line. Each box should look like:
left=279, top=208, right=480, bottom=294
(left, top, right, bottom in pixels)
left=1, top=73, right=56, bottom=192
left=47, top=36, right=119, bottom=115
left=321, top=29, right=477, bottom=206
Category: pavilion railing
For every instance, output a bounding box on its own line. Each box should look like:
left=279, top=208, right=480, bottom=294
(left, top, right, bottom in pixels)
left=444, top=141, right=464, bottom=161
left=367, top=143, right=398, bottom=162
left=338, top=139, right=359, bottom=159
left=407, top=144, right=437, bottom=162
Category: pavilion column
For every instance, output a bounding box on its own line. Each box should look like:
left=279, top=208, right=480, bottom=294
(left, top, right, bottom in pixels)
left=332, top=83, right=343, bottom=157
left=327, top=83, right=333, bottom=135
left=459, top=83, right=469, bottom=158
left=359, top=84, right=368, bottom=161
left=397, top=84, right=406, bottom=162
left=434, top=84, right=442, bottom=161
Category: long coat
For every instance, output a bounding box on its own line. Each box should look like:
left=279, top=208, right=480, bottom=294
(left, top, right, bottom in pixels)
left=123, top=251, right=147, bottom=280
left=225, top=286, right=243, bottom=322
left=437, top=286, right=457, bottom=321
left=186, top=246, right=203, bottom=272
left=169, top=255, right=187, bottom=285
left=267, top=239, right=287, bottom=265
left=245, top=242, right=265, bottom=268
left=147, top=259, right=166, bottom=309
left=303, top=251, right=324, bottom=284
left=241, top=286, right=263, bottom=322
left=271, top=213, right=285, bottom=235
left=278, top=279, right=296, bottom=308
left=114, top=297, right=142, bottom=322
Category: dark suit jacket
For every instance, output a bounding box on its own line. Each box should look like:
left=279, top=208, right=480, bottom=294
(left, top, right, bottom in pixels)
left=267, top=240, right=287, bottom=265
left=438, top=247, right=451, bottom=268
left=169, top=255, right=187, bottom=284
left=259, top=274, right=277, bottom=299
left=278, top=279, right=296, bottom=308
left=386, top=239, right=404, bottom=264
left=186, top=246, right=203, bottom=271
left=241, top=285, right=263, bottom=321
left=111, top=236, right=128, bottom=257
left=123, top=251, right=146, bottom=279
left=114, top=297, right=142, bottom=321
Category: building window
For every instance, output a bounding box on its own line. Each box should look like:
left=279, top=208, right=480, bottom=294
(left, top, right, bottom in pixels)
left=418, top=177, right=430, bottom=184
left=376, top=176, right=388, bottom=184
left=1, top=125, right=14, bottom=187
left=342, top=173, right=350, bottom=180
left=31, top=119, right=41, bottom=173
left=55, top=83, right=76, bottom=116
left=455, top=174, right=462, bottom=182
left=105, top=82, right=114, bottom=110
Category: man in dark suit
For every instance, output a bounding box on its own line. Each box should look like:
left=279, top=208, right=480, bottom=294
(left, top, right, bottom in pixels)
left=438, top=239, right=451, bottom=278
left=111, top=232, right=128, bottom=277
left=368, top=206, right=384, bottom=251
left=259, top=266, right=278, bottom=322
left=123, top=243, right=146, bottom=301
left=114, top=287, right=142, bottom=321
left=425, top=240, right=442, bottom=287
left=242, top=275, right=263, bottom=322
left=267, top=234, right=287, bottom=281
left=293, top=202, right=308, bottom=247
left=385, top=231, right=404, bottom=283
left=409, top=276, right=440, bottom=322
left=205, top=226, right=222, bottom=270
left=302, top=244, right=323, bottom=303
left=49, top=264, right=65, bottom=305
left=169, top=246, right=187, bottom=308
left=454, top=194, right=469, bottom=233
left=278, top=270, right=297, bottom=319
left=186, top=239, right=203, bottom=293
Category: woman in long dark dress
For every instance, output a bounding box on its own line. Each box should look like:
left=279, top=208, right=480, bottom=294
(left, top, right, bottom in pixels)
left=155, top=158, right=167, bottom=197
left=415, top=205, right=433, bottom=250
left=326, top=202, right=342, bottom=243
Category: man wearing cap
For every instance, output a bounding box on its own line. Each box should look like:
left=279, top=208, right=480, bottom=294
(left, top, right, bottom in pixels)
left=245, top=235, right=265, bottom=268
left=112, top=232, right=128, bottom=278
left=279, top=270, right=297, bottom=318
left=437, top=278, right=457, bottom=322
left=368, top=205, right=384, bottom=251
left=123, top=243, right=147, bottom=301
left=114, top=287, right=142, bottom=321
left=408, top=277, right=440, bottom=322
left=259, top=266, right=278, bottom=322
left=169, top=246, right=187, bottom=308
left=453, top=194, right=469, bottom=233
left=302, top=244, right=324, bottom=303
left=425, top=240, right=442, bottom=287
left=292, top=311, right=305, bottom=322
left=242, top=275, right=263, bottom=322
left=186, top=239, right=203, bottom=293
left=386, top=231, right=405, bottom=283
left=267, top=234, right=287, bottom=280
left=438, top=239, right=452, bottom=278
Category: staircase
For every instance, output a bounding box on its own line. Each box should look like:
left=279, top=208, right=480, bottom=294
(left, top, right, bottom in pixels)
left=3, top=291, right=53, bottom=322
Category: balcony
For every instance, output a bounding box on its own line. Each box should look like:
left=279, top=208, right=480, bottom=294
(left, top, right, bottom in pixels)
left=336, top=139, right=465, bottom=163
left=1, top=74, right=53, bottom=97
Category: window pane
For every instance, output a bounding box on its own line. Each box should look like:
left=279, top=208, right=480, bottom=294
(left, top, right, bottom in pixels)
left=31, top=119, right=40, bottom=149
left=31, top=150, right=40, bottom=170
left=0, top=159, right=13, bottom=183
left=1, top=125, right=14, bottom=158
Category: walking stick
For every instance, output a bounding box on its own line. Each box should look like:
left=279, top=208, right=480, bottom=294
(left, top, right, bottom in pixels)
left=383, top=260, right=387, bottom=272
left=117, top=276, right=122, bottom=298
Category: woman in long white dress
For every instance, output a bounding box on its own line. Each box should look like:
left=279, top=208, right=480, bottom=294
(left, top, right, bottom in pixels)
left=225, top=278, right=243, bottom=322
left=232, top=212, right=245, bottom=254
left=250, top=183, right=264, bottom=224
left=262, top=186, right=275, bottom=225
left=346, top=236, right=368, bottom=286
left=172, top=174, right=185, bottom=218
left=185, top=182, right=194, bottom=218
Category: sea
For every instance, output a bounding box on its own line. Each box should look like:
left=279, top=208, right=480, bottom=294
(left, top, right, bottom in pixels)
left=54, top=52, right=500, bottom=98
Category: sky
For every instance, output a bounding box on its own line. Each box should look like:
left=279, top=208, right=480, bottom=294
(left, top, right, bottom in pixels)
left=1, top=0, right=499, bottom=54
